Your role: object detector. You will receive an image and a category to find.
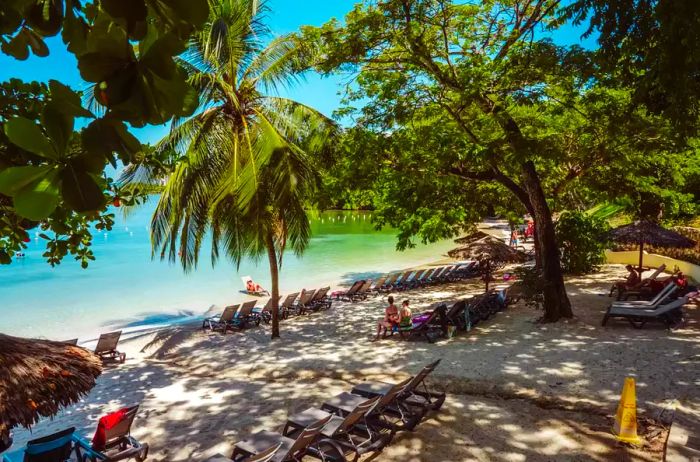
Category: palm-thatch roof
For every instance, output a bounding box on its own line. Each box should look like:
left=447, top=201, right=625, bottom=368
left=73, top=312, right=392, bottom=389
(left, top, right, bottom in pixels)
left=454, top=230, right=492, bottom=245
left=608, top=220, right=696, bottom=248
left=448, top=236, right=527, bottom=263
left=0, top=334, right=102, bottom=439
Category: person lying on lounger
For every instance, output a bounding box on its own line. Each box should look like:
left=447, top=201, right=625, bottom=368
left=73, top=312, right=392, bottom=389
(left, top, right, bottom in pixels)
left=373, top=296, right=399, bottom=341
left=246, top=279, right=269, bottom=295
left=609, top=264, right=640, bottom=297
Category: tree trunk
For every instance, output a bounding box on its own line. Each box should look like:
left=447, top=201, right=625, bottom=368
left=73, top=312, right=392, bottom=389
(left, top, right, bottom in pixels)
left=265, top=232, right=281, bottom=339
left=520, top=161, right=573, bottom=321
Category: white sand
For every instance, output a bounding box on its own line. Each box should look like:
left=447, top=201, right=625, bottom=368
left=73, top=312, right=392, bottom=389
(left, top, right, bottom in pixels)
left=9, top=264, right=699, bottom=461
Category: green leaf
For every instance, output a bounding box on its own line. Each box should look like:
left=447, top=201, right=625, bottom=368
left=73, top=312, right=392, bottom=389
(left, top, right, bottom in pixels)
left=101, top=0, right=148, bottom=40
left=4, top=117, right=56, bottom=158
left=1, top=31, right=29, bottom=60
left=49, top=80, right=94, bottom=118
left=25, top=29, right=49, bottom=57
left=41, top=102, right=74, bottom=155
left=60, top=168, right=105, bottom=212
left=14, top=173, right=61, bottom=220
left=0, top=166, right=53, bottom=196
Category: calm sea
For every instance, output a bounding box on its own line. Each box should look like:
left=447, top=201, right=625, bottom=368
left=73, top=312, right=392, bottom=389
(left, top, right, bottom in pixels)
left=0, top=199, right=454, bottom=340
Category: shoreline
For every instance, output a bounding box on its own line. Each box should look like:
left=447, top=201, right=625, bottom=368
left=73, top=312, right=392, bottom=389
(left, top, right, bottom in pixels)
left=71, top=253, right=459, bottom=349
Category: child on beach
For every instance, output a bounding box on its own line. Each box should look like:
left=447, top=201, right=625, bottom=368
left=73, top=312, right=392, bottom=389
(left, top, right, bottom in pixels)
left=373, top=296, right=398, bottom=341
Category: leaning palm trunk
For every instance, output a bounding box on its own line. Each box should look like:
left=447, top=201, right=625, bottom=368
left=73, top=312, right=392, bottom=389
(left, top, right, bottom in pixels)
left=265, top=231, right=281, bottom=339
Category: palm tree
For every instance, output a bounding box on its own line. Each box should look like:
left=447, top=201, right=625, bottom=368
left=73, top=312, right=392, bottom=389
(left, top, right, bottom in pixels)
left=122, top=0, right=335, bottom=339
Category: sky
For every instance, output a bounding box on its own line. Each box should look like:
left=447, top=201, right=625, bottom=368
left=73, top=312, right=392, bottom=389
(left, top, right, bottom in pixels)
left=0, top=0, right=594, bottom=145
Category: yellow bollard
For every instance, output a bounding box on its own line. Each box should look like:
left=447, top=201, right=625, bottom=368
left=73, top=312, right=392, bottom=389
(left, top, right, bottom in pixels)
left=612, top=377, right=642, bottom=444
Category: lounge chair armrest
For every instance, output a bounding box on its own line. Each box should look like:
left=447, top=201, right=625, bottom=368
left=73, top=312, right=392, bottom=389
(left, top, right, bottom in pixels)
left=72, top=435, right=107, bottom=461
left=2, top=449, right=26, bottom=462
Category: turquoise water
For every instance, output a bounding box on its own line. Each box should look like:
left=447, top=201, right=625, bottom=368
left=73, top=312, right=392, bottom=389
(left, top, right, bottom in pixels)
left=0, top=199, right=454, bottom=340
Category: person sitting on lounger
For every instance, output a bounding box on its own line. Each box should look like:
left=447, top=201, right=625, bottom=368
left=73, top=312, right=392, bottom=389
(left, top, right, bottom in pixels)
left=398, top=300, right=412, bottom=329
left=246, top=279, right=268, bottom=295
left=373, top=296, right=399, bottom=341
left=609, top=264, right=640, bottom=297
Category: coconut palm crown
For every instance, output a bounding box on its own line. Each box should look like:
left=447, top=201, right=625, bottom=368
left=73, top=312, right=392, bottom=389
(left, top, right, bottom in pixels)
left=122, top=0, right=336, bottom=338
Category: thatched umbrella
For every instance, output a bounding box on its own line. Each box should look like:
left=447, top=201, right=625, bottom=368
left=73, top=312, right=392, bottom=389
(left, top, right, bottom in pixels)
left=454, top=230, right=492, bottom=245
left=0, top=334, right=102, bottom=446
left=448, top=236, right=527, bottom=291
left=607, top=220, right=696, bottom=270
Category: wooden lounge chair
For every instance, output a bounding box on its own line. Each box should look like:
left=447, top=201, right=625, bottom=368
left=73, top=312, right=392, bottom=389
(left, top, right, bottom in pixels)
left=443, top=300, right=468, bottom=330
left=280, top=293, right=299, bottom=318
left=369, top=276, right=387, bottom=294
left=602, top=296, right=688, bottom=329
left=404, top=269, right=426, bottom=289
left=351, top=359, right=446, bottom=420
left=617, top=264, right=668, bottom=300
left=255, top=297, right=283, bottom=324
left=296, top=289, right=317, bottom=315
left=203, top=444, right=282, bottom=462
left=2, top=427, right=77, bottom=462
left=392, top=271, right=414, bottom=291
left=231, top=414, right=332, bottom=462
left=321, top=377, right=412, bottom=434
left=202, top=305, right=239, bottom=333
left=63, top=338, right=79, bottom=345
left=333, top=280, right=364, bottom=301
left=283, top=395, right=391, bottom=462
left=74, top=405, right=149, bottom=462
left=231, top=301, right=259, bottom=329
left=95, top=331, right=126, bottom=363
left=425, top=267, right=446, bottom=284
left=308, top=287, right=332, bottom=311
left=401, top=304, right=449, bottom=343
left=352, top=280, right=373, bottom=301
left=413, top=268, right=434, bottom=287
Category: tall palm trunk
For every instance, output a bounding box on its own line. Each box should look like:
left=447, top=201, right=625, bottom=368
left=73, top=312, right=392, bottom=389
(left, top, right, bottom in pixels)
left=265, top=231, right=281, bottom=339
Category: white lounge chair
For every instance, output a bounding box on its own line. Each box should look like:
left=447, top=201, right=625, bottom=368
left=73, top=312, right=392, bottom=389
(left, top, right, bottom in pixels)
left=603, top=296, right=688, bottom=329
left=612, top=282, right=678, bottom=308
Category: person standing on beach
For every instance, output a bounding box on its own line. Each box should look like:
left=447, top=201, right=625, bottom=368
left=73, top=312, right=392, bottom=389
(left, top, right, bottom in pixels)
left=373, top=296, right=398, bottom=341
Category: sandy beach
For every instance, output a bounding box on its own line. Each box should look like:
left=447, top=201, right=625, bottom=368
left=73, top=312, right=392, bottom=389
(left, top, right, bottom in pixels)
left=8, top=262, right=699, bottom=462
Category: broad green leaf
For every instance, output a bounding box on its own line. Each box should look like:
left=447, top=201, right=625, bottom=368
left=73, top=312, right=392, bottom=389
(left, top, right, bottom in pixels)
left=14, top=173, right=61, bottom=220
left=0, top=166, right=53, bottom=196
left=60, top=168, right=105, bottom=212
left=26, top=0, right=63, bottom=36
left=4, top=117, right=56, bottom=158
left=25, top=29, right=49, bottom=57
left=41, top=102, right=74, bottom=155
left=1, top=31, right=29, bottom=60
left=49, top=80, right=94, bottom=118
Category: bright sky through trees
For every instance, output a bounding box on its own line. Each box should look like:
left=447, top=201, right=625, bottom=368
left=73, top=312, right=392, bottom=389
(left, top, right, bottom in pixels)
left=0, top=0, right=593, bottom=143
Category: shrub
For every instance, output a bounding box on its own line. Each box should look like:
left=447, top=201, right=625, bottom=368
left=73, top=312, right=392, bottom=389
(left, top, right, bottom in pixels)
left=514, top=266, right=545, bottom=311
left=556, top=211, right=610, bottom=274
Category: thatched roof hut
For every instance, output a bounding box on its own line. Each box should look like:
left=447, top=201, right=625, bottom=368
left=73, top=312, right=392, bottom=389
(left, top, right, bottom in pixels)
left=607, top=220, right=696, bottom=269
left=0, top=334, right=102, bottom=439
left=454, top=230, right=492, bottom=245
left=448, top=236, right=527, bottom=263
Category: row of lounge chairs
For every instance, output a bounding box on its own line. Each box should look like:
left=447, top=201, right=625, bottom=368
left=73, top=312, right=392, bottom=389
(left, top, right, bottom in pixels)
left=204, top=360, right=446, bottom=462
left=336, top=262, right=480, bottom=302
left=387, top=287, right=511, bottom=343
left=3, top=406, right=148, bottom=462
left=202, top=288, right=333, bottom=334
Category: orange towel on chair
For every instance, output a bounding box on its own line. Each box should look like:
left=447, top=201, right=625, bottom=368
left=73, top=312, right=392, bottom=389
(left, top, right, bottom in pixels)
left=92, top=407, right=129, bottom=451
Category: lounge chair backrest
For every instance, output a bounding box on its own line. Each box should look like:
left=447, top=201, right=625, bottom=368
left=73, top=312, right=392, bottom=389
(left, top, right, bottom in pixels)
left=414, top=309, right=438, bottom=328
left=647, top=282, right=678, bottom=305
left=95, top=331, right=121, bottom=354
left=284, top=414, right=332, bottom=460
left=313, top=287, right=330, bottom=301
left=335, top=396, right=381, bottom=435
left=412, top=269, right=426, bottom=281
left=431, top=267, right=445, bottom=279
left=399, top=271, right=413, bottom=283
left=376, top=377, right=412, bottom=410
left=63, top=339, right=78, bottom=346
left=246, top=443, right=282, bottom=462
left=648, top=296, right=688, bottom=314
left=261, top=297, right=282, bottom=312
left=421, top=268, right=435, bottom=280
left=404, top=359, right=442, bottom=393
left=346, top=280, right=364, bottom=295
left=24, top=427, right=75, bottom=462
left=446, top=300, right=466, bottom=317
left=282, top=293, right=299, bottom=308
left=441, top=266, right=455, bottom=276
left=646, top=264, right=667, bottom=281
left=371, top=277, right=386, bottom=289
left=299, top=289, right=316, bottom=305
left=103, top=405, right=139, bottom=443
left=238, top=301, right=256, bottom=317
left=357, top=280, right=373, bottom=293
left=221, top=305, right=239, bottom=322
left=385, top=273, right=400, bottom=285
